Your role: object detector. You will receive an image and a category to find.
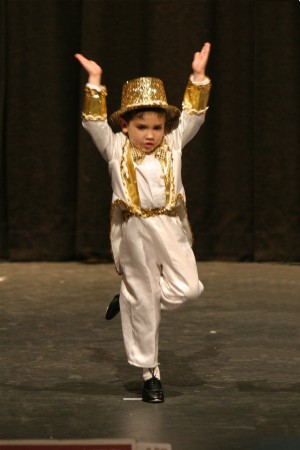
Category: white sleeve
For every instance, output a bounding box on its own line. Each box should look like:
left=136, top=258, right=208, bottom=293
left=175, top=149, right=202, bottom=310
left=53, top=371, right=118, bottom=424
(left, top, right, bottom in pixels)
left=82, top=120, right=122, bottom=163
left=168, top=112, right=205, bottom=152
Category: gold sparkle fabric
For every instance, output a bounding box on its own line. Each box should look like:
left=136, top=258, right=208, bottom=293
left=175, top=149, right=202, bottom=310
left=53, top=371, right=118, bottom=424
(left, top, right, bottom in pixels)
left=182, top=79, right=211, bottom=115
left=109, top=77, right=180, bottom=127
left=82, top=86, right=107, bottom=121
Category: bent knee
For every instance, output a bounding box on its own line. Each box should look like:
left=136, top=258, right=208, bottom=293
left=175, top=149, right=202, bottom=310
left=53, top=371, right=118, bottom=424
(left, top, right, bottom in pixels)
left=160, top=278, right=204, bottom=310
left=184, top=280, right=204, bottom=302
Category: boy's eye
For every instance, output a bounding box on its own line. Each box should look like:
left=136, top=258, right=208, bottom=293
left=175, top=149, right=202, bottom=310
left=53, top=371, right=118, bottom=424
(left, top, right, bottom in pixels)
left=136, top=125, right=163, bottom=130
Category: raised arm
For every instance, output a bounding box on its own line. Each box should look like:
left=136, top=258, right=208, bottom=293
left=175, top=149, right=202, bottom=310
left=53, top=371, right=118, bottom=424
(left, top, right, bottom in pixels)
left=75, top=53, right=118, bottom=163
left=171, top=43, right=212, bottom=149
left=74, top=52, right=107, bottom=122
left=182, top=43, right=212, bottom=118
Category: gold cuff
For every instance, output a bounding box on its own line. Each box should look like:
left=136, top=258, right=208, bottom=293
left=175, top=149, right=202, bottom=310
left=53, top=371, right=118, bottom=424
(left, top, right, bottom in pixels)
left=82, top=86, right=107, bottom=121
left=182, top=78, right=211, bottom=115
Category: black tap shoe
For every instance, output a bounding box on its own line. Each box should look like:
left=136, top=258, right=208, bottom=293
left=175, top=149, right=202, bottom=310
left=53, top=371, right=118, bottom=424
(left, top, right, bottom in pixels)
left=142, top=376, right=164, bottom=403
left=105, top=294, right=120, bottom=320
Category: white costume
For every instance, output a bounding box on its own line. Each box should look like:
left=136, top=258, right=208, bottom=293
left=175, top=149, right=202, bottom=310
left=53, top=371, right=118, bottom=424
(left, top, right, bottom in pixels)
left=82, top=76, right=211, bottom=369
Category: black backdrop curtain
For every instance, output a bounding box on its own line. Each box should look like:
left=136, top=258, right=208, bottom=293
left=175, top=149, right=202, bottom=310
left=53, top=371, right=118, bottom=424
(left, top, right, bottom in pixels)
left=0, top=0, right=299, bottom=262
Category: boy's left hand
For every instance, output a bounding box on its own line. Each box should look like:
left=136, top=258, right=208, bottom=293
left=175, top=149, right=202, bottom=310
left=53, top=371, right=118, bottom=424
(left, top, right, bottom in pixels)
left=192, top=42, right=211, bottom=82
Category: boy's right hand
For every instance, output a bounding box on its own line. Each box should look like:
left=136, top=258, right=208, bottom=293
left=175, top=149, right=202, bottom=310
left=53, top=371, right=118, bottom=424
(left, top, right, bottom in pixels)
left=74, top=53, right=103, bottom=87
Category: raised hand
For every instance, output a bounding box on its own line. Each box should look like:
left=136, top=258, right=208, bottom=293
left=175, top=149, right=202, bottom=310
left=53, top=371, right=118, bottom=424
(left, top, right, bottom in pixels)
left=192, top=43, right=211, bottom=82
left=74, top=53, right=103, bottom=86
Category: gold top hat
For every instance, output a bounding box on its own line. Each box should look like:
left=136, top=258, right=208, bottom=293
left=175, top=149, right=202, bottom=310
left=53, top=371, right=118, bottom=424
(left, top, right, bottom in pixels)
left=109, top=77, right=181, bottom=130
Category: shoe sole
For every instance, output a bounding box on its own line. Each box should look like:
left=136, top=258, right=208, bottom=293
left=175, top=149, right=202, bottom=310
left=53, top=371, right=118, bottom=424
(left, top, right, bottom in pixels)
left=142, top=394, right=164, bottom=403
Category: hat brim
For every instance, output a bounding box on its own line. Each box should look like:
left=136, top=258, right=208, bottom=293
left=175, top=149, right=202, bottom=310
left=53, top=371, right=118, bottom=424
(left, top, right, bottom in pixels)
left=109, top=104, right=181, bottom=131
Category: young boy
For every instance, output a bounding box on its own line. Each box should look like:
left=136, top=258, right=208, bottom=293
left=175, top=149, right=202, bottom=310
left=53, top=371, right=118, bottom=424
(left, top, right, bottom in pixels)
left=75, top=43, right=211, bottom=403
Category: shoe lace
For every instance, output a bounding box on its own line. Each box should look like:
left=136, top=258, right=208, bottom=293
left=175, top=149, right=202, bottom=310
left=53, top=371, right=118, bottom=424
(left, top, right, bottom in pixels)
left=149, top=368, right=156, bottom=378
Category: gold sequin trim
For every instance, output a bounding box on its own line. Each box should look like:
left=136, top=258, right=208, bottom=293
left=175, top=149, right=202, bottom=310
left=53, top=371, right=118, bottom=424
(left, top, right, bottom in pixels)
left=122, top=206, right=178, bottom=221
left=182, top=79, right=211, bottom=115
left=110, top=194, right=188, bottom=222
left=82, top=86, right=107, bottom=121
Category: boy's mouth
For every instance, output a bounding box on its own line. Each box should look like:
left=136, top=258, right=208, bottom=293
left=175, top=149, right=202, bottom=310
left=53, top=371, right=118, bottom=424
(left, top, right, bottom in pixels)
left=143, top=141, right=155, bottom=150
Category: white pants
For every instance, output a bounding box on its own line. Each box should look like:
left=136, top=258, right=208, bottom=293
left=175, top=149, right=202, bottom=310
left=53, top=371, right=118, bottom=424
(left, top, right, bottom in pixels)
left=118, top=215, right=204, bottom=368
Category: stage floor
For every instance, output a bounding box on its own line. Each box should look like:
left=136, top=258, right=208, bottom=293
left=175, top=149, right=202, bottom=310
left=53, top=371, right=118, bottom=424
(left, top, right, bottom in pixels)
left=1, top=261, right=300, bottom=450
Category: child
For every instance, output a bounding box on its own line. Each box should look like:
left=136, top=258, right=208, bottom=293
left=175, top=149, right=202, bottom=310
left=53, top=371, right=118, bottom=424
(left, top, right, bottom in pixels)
left=75, top=43, right=211, bottom=403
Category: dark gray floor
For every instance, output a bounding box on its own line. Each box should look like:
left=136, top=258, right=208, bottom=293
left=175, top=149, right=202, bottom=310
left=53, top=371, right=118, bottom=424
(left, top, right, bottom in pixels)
left=1, top=261, right=300, bottom=450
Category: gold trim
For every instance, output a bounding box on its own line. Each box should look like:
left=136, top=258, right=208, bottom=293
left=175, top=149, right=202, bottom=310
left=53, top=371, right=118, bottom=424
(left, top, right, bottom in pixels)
left=120, top=140, right=141, bottom=210
left=82, top=86, right=107, bottom=121
left=182, top=79, right=211, bottom=115
left=131, top=145, right=147, bottom=165
left=157, top=140, right=174, bottom=208
left=122, top=206, right=178, bottom=221
left=110, top=193, right=189, bottom=220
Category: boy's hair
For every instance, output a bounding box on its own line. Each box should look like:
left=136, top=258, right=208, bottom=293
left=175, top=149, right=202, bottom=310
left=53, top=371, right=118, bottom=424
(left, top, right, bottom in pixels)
left=120, top=107, right=178, bottom=134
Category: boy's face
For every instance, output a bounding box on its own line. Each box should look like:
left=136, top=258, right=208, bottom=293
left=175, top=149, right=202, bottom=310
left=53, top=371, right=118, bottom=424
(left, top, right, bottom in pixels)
left=120, top=111, right=166, bottom=153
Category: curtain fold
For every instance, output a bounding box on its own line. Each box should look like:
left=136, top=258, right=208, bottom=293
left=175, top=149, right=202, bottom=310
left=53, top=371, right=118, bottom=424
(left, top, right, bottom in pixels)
left=0, top=0, right=8, bottom=258
left=0, top=0, right=299, bottom=262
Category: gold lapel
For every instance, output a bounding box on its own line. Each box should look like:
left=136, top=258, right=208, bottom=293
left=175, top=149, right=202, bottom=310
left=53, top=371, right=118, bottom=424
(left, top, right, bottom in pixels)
left=120, top=140, right=141, bottom=212
left=155, top=139, right=173, bottom=207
